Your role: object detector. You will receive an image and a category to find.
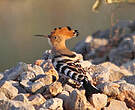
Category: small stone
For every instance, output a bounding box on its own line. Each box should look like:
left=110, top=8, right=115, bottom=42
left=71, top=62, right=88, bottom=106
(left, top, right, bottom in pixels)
left=104, top=99, right=128, bottom=110
left=109, top=35, right=135, bottom=66
left=40, top=98, right=63, bottom=110
left=30, top=81, right=44, bottom=93
left=63, top=84, right=75, bottom=93
left=36, top=74, right=53, bottom=86
left=121, top=59, right=135, bottom=74
left=20, top=79, right=45, bottom=93
left=0, top=81, right=18, bottom=99
left=0, top=91, right=8, bottom=100
left=90, top=93, right=107, bottom=109
left=122, top=75, right=135, bottom=85
left=49, top=81, right=63, bottom=96
left=64, top=89, right=96, bottom=110
left=118, top=82, right=135, bottom=109
left=45, top=65, right=59, bottom=81
left=31, top=65, right=45, bottom=75
left=91, top=64, right=110, bottom=84
left=97, top=82, right=120, bottom=97
left=0, top=99, right=35, bottom=110
left=4, top=62, right=28, bottom=80
left=13, top=93, right=29, bottom=103
left=18, top=71, right=35, bottom=81
left=101, top=62, right=132, bottom=82
left=28, top=93, right=46, bottom=106
left=57, top=91, right=69, bottom=103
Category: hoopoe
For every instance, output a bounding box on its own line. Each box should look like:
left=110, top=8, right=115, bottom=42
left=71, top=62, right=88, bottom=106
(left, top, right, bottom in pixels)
left=35, top=26, right=101, bottom=96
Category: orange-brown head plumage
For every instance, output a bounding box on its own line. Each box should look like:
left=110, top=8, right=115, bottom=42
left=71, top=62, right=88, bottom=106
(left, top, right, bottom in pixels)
left=35, top=26, right=79, bottom=55
left=49, top=26, right=79, bottom=40
left=47, top=26, right=79, bottom=50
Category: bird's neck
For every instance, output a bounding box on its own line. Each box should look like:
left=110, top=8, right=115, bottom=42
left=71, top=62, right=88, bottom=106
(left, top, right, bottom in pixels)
left=51, top=42, right=74, bottom=57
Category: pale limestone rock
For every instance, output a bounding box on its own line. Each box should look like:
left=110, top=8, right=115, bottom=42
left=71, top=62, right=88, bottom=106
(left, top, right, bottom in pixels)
left=40, top=98, right=63, bottom=110
left=63, top=84, right=74, bottom=93
left=104, top=99, right=128, bottom=110
left=0, top=91, right=8, bottom=100
left=20, top=80, right=45, bottom=93
left=4, top=62, right=28, bottom=80
left=121, top=59, right=135, bottom=74
left=118, top=82, right=135, bottom=110
left=98, top=82, right=120, bottom=96
left=30, top=81, right=44, bottom=93
left=0, top=99, right=35, bottom=110
left=122, top=75, right=135, bottom=85
left=18, top=71, right=35, bottom=81
left=28, top=93, right=46, bottom=106
left=92, top=65, right=110, bottom=84
left=13, top=93, right=29, bottom=103
left=101, top=62, right=132, bottom=82
left=90, top=93, right=107, bottom=109
left=30, top=64, right=45, bottom=75
left=49, top=81, right=63, bottom=96
left=44, top=63, right=59, bottom=81
left=20, top=80, right=32, bottom=91
left=64, top=89, right=96, bottom=110
left=0, top=81, right=18, bottom=99
left=36, top=74, right=53, bottom=86
left=57, top=91, right=69, bottom=103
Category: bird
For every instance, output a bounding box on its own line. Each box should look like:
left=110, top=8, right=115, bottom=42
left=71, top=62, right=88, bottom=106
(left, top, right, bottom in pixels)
left=34, top=26, right=101, bottom=97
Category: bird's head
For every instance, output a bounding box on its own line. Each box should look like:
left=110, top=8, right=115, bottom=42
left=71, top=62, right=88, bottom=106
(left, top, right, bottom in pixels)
left=34, top=26, right=79, bottom=47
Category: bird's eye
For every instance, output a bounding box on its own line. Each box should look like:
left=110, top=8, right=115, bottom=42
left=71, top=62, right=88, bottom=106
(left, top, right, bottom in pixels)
left=54, top=36, right=57, bottom=39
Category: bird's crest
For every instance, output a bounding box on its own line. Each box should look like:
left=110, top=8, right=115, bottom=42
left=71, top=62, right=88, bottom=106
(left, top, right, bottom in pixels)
left=49, top=26, right=79, bottom=39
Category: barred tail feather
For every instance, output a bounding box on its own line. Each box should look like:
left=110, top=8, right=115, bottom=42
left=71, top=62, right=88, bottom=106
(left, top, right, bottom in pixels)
left=82, top=77, right=101, bottom=97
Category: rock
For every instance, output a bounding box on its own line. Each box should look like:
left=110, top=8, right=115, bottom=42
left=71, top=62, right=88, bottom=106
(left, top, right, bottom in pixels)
left=74, top=36, right=92, bottom=55
left=30, top=65, right=45, bottom=75
left=57, top=91, right=69, bottom=103
left=49, top=81, right=63, bottom=96
left=109, top=35, right=135, bottom=66
left=29, top=81, right=45, bottom=93
left=97, top=82, right=120, bottom=97
left=63, top=84, right=75, bottom=93
left=0, top=91, right=8, bottom=100
left=118, top=82, right=135, bottom=110
left=90, top=64, right=109, bottom=84
left=39, top=98, right=63, bottom=110
left=104, top=99, right=129, bottom=110
left=101, top=62, right=132, bottom=82
left=35, top=74, right=53, bottom=86
left=13, top=93, right=29, bottom=103
left=28, top=93, right=46, bottom=107
left=20, top=80, right=45, bottom=93
left=122, top=75, right=135, bottom=85
left=37, top=59, right=59, bottom=81
left=74, top=36, right=108, bottom=60
left=98, top=80, right=135, bottom=110
left=0, top=99, right=35, bottom=110
left=90, top=93, right=107, bottom=109
left=42, top=50, right=52, bottom=60
left=18, top=64, right=45, bottom=81
left=121, top=59, right=135, bottom=74
left=18, top=71, right=36, bottom=81
left=64, top=89, right=95, bottom=110
left=0, top=81, right=18, bottom=99
left=20, top=80, right=32, bottom=92
left=4, top=62, right=28, bottom=80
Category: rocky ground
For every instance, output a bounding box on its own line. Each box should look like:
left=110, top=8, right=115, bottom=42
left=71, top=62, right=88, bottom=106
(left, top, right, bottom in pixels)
left=0, top=20, right=135, bottom=110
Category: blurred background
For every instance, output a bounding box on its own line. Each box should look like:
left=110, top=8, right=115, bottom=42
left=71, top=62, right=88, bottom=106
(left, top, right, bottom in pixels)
left=0, top=0, right=135, bottom=72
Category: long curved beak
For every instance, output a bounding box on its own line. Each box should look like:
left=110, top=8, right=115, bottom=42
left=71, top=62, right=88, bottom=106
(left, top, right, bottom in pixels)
left=33, top=34, right=49, bottom=38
